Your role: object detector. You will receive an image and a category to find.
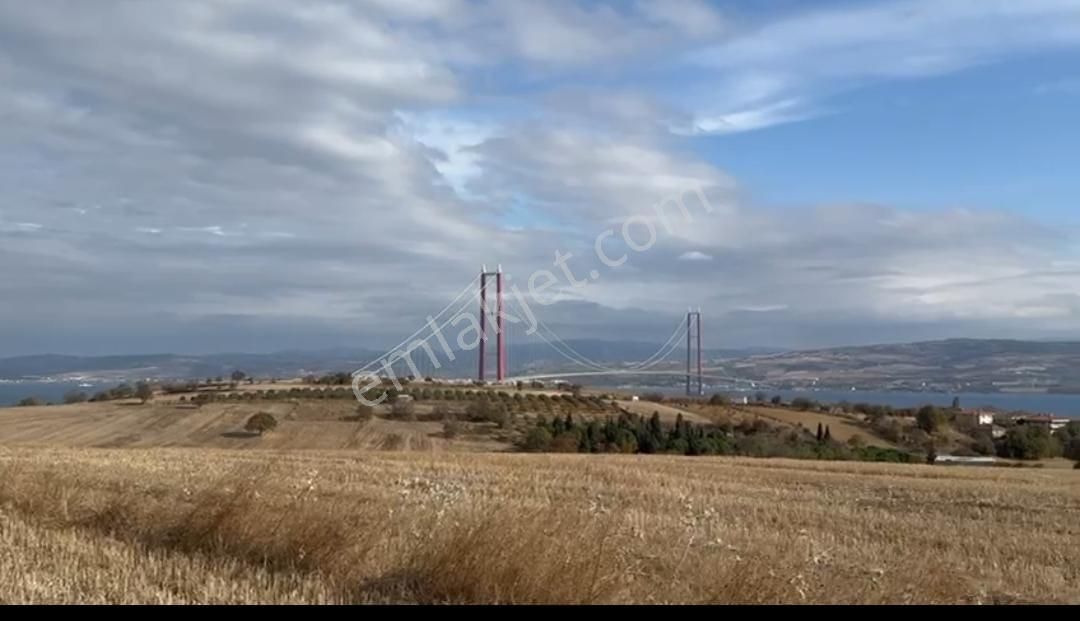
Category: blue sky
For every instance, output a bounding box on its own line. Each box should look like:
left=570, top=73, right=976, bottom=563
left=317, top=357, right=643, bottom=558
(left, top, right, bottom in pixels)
left=708, top=54, right=1080, bottom=217
left=1, top=0, right=1080, bottom=355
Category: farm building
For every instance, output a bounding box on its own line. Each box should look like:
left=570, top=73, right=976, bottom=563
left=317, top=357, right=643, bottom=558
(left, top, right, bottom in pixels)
left=1011, top=415, right=1070, bottom=432
left=957, top=410, right=995, bottom=427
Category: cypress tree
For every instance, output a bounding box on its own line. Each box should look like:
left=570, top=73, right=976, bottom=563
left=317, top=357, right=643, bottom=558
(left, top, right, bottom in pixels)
left=586, top=421, right=600, bottom=453
left=649, top=412, right=663, bottom=439
left=824, top=425, right=832, bottom=442
left=816, top=423, right=824, bottom=443
left=552, top=415, right=565, bottom=435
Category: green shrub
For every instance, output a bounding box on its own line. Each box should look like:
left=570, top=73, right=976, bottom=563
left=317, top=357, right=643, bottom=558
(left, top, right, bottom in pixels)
left=971, top=433, right=996, bottom=456
left=244, top=412, right=278, bottom=435
left=443, top=418, right=463, bottom=439
left=522, top=426, right=553, bottom=452
left=916, top=405, right=946, bottom=433
left=390, top=400, right=416, bottom=421
left=550, top=433, right=580, bottom=453
left=996, top=425, right=1060, bottom=460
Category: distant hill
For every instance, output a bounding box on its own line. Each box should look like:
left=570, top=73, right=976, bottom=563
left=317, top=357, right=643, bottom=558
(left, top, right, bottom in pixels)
left=0, top=351, right=384, bottom=382
left=8, top=338, right=1080, bottom=394
left=0, top=341, right=778, bottom=383
left=723, top=339, right=1080, bottom=393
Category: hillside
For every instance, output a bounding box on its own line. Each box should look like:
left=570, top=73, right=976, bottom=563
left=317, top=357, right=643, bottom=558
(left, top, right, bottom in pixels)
left=1, top=383, right=1076, bottom=603
left=8, top=339, right=1080, bottom=395
left=0, top=398, right=508, bottom=453
left=0, top=342, right=777, bottom=382
left=724, top=339, right=1080, bottom=393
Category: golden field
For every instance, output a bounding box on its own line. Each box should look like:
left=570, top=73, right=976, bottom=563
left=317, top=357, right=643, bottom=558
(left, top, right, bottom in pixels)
left=1, top=443, right=1077, bottom=604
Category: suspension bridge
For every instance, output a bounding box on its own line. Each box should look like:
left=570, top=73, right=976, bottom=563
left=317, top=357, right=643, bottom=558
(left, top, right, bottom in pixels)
left=351, top=267, right=772, bottom=396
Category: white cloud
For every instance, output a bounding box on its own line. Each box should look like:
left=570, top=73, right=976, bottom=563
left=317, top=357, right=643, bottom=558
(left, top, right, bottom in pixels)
left=0, top=222, right=44, bottom=233
left=1, top=0, right=1079, bottom=354
left=677, top=98, right=822, bottom=135
left=447, top=0, right=729, bottom=66
left=678, top=251, right=714, bottom=261
left=738, top=305, right=789, bottom=313
left=636, top=0, right=729, bottom=37
left=684, top=0, right=1080, bottom=132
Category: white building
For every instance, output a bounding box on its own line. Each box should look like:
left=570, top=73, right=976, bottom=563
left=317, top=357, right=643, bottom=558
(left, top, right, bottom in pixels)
left=933, top=455, right=996, bottom=466
left=959, top=410, right=995, bottom=427
left=1012, top=415, right=1070, bottom=432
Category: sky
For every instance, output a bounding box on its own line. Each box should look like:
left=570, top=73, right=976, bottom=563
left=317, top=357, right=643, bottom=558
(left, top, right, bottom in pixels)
left=2, top=0, right=1080, bottom=356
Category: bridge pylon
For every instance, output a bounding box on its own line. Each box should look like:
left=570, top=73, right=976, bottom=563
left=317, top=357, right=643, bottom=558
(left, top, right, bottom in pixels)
left=687, top=308, right=702, bottom=396
left=478, top=265, right=505, bottom=383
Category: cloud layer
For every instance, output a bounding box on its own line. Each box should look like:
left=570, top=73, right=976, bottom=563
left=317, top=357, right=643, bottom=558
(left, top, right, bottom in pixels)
left=1, top=0, right=1079, bottom=355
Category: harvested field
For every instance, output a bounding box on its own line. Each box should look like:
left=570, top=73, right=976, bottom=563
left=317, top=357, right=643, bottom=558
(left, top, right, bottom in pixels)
left=0, top=446, right=1076, bottom=604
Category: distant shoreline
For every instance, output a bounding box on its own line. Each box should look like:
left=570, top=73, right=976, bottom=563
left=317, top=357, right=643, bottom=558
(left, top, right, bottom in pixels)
left=4, top=379, right=1080, bottom=418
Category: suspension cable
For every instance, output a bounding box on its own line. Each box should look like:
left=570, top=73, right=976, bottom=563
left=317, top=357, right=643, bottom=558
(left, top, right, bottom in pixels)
left=356, top=277, right=480, bottom=373
left=629, top=317, right=689, bottom=370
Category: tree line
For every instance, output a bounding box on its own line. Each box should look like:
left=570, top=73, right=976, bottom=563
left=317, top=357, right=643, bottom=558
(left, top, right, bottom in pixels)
left=519, top=411, right=913, bottom=463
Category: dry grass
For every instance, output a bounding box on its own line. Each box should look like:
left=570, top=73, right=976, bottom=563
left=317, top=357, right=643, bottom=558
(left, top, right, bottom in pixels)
left=744, top=405, right=894, bottom=447
left=0, top=508, right=336, bottom=604
left=0, top=446, right=1077, bottom=604
left=618, top=400, right=711, bottom=425
left=0, top=400, right=509, bottom=452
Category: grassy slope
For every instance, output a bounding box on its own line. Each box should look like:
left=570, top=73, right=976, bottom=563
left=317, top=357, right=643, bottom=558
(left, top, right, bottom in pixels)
left=743, top=405, right=896, bottom=447
left=0, top=400, right=509, bottom=452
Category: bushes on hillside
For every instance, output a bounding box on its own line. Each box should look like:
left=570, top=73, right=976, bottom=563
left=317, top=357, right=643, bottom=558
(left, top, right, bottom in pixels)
left=63, top=391, right=89, bottom=404
left=161, top=382, right=199, bottom=394
left=1057, top=422, right=1080, bottom=461
left=442, top=418, right=463, bottom=439
left=465, top=400, right=510, bottom=428
left=916, top=405, right=947, bottom=433
left=709, top=394, right=730, bottom=406
left=135, top=381, right=154, bottom=404
left=88, top=382, right=143, bottom=402
left=516, top=410, right=913, bottom=464
left=971, top=432, right=996, bottom=456
left=522, top=426, right=553, bottom=452
left=390, top=400, right=417, bottom=421
left=996, top=425, right=1060, bottom=460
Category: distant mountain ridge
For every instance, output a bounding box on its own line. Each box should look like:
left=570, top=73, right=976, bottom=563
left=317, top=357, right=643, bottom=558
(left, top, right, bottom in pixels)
left=0, top=341, right=779, bottom=382
left=726, top=338, right=1080, bottom=393
left=6, top=338, right=1080, bottom=394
